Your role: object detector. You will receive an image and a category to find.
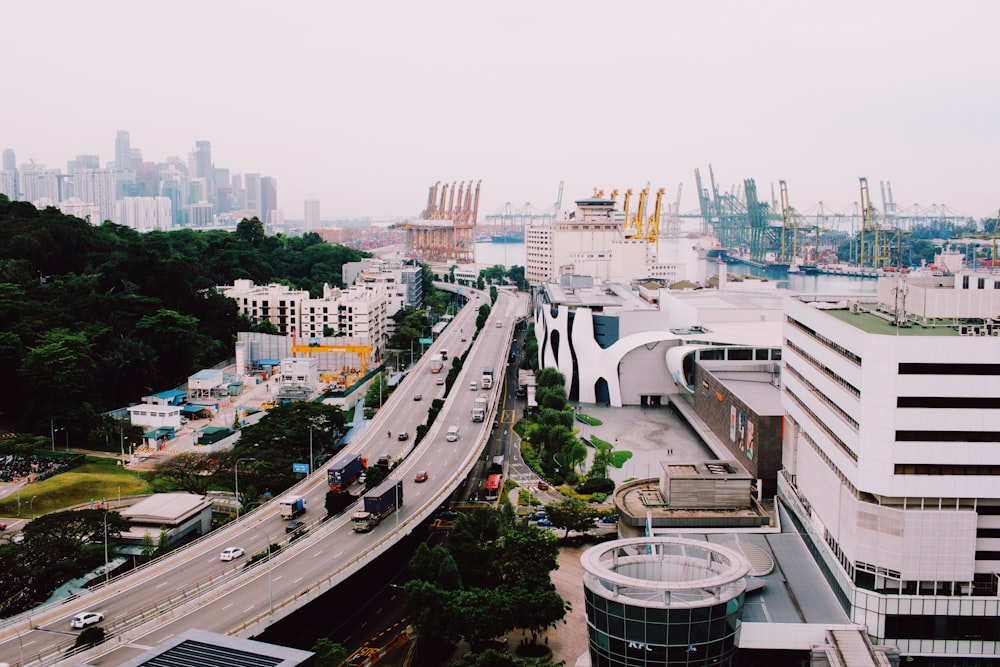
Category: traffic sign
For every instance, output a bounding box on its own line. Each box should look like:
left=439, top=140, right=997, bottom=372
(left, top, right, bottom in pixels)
left=419, top=337, right=433, bottom=345
left=292, top=463, right=309, bottom=473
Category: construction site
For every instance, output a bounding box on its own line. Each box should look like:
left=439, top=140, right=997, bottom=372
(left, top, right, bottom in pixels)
left=403, top=180, right=481, bottom=263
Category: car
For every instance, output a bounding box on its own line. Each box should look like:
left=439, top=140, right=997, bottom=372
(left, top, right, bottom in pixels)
left=461, top=336, right=467, bottom=342
left=600, top=515, right=619, bottom=524
left=496, top=321, right=502, bottom=328
left=469, top=381, right=477, bottom=391
left=528, top=511, right=547, bottom=521
left=397, top=431, right=409, bottom=441
left=70, top=612, right=104, bottom=629
left=414, top=471, right=429, bottom=483
left=435, top=508, right=458, bottom=520
left=436, top=376, right=445, bottom=385
left=413, top=393, right=422, bottom=401
left=285, top=520, right=306, bottom=533
left=219, top=546, right=245, bottom=561
left=535, top=518, right=553, bottom=527
left=537, top=480, right=550, bottom=491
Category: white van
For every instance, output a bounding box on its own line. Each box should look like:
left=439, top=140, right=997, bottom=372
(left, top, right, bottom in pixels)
left=446, top=425, right=459, bottom=442
left=469, top=381, right=478, bottom=391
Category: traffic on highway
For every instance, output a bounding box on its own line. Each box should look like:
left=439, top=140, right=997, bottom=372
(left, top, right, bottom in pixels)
left=0, top=287, right=528, bottom=666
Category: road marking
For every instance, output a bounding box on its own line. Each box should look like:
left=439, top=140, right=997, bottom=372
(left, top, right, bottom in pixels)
left=222, top=603, right=233, bottom=610
left=155, top=581, right=170, bottom=589
left=273, top=575, right=282, bottom=581
left=294, top=576, right=304, bottom=583
left=244, top=605, right=255, bottom=613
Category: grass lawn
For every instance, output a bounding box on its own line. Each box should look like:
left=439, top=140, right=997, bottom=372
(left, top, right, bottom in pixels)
left=0, top=457, right=153, bottom=519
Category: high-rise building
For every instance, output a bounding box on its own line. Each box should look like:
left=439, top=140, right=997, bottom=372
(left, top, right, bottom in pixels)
left=244, top=173, right=261, bottom=219
left=231, top=174, right=245, bottom=210
left=779, top=273, right=1000, bottom=661
left=2, top=148, right=15, bottom=171
left=115, top=130, right=132, bottom=170
left=115, top=196, right=172, bottom=231
left=160, top=179, right=184, bottom=227
left=304, top=199, right=320, bottom=231
left=73, top=168, right=116, bottom=223
left=21, top=169, right=63, bottom=204
left=134, top=162, right=160, bottom=197
left=58, top=198, right=101, bottom=223
left=261, top=176, right=277, bottom=222
left=0, top=170, right=18, bottom=199
left=67, top=154, right=100, bottom=173
left=188, top=202, right=215, bottom=227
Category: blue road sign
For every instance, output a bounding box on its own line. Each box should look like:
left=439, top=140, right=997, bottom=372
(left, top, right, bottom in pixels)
left=292, top=463, right=309, bottom=473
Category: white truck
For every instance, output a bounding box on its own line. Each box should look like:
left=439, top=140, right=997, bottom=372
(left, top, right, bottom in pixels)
left=481, top=366, right=494, bottom=389
left=279, top=495, right=306, bottom=519
left=471, top=394, right=487, bottom=422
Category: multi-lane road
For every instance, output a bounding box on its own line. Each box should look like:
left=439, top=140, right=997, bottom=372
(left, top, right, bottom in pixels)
left=0, top=288, right=528, bottom=667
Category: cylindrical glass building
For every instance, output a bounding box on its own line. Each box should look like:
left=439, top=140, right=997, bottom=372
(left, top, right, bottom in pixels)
left=581, top=537, right=750, bottom=666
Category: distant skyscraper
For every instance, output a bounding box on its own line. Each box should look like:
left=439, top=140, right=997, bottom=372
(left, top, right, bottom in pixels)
left=2, top=149, right=15, bottom=171
left=115, top=131, right=132, bottom=170
left=67, top=154, right=100, bottom=173
left=304, top=199, right=320, bottom=230
left=160, top=179, right=184, bottom=227
left=73, top=168, right=116, bottom=223
left=134, top=162, right=160, bottom=197
left=188, top=202, right=215, bottom=227
left=0, top=171, right=17, bottom=199
left=244, top=173, right=261, bottom=219
left=261, top=176, right=277, bottom=222
left=231, top=174, right=245, bottom=210
left=115, top=196, right=172, bottom=231
left=21, top=169, right=63, bottom=204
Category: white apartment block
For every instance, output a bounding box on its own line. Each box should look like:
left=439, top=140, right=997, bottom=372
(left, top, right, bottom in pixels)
left=58, top=197, right=101, bottom=223
left=116, top=196, right=172, bottom=231
left=73, top=168, right=116, bottom=223
left=525, top=196, right=684, bottom=286
left=0, top=170, right=17, bottom=199
left=304, top=198, right=320, bottom=231
left=779, top=271, right=1000, bottom=661
left=221, top=280, right=388, bottom=357
left=221, top=279, right=310, bottom=336
left=344, top=259, right=423, bottom=318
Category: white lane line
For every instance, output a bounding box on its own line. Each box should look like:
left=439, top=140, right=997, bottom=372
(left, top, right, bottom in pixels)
left=244, top=605, right=255, bottom=613
left=273, top=575, right=283, bottom=582
left=155, top=581, right=170, bottom=589
left=222, top=603, right=233, bottom=610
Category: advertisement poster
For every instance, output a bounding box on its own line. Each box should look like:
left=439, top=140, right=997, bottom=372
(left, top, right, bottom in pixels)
left=730, top=406, right=736, bottom=442
left=746, top=420, right=755, bottom=460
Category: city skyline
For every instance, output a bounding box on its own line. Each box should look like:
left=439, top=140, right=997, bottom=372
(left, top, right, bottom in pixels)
left=4, top=0, right=999, bottom=222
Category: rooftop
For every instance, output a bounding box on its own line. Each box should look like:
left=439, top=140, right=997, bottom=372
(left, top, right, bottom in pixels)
left=824, top=304, right=960, bottom=336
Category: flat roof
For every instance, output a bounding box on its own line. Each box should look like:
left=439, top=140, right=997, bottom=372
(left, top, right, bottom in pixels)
left=151, top=389, right=187, bottom=400
left=824, top=304, right=959, bottom=336
left=711, top=371, right=785, bottom=416
left=120, top=493, right=211, bottom=523
left=113, top=628, right=312, bottom=667
left=190, top=369, right=224, bottom=379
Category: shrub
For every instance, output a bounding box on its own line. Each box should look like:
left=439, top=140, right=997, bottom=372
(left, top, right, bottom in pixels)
left=576, top=477, right=615, bottom=495
left=75, top=626, right=105, bottom=649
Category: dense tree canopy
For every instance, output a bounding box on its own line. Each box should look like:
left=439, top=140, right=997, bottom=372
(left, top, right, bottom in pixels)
left=0, top=195, right=368, bottom=444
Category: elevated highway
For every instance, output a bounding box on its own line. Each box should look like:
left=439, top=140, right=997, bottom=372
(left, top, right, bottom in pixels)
left=0, top=288, right=529, bottom=667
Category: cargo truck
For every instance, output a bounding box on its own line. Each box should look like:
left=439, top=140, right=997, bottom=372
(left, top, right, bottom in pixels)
left=429, top=354, right=444, bottom=374
left=327, top=453, right=367, bottom=491
left=481, top=367, right=494, bottom=389
left=279, top=495, right=307, bottom=519
left=471, top=394, right=487, bottom=422
left=352, top=479, right=403, bottom=532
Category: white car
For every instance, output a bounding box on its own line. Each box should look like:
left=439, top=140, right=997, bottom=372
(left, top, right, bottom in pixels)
left=219, top=546, right=245, bottom=561
left=436, top=376, right=445, bottom=385
left=70, top=612, right=104, bottom=629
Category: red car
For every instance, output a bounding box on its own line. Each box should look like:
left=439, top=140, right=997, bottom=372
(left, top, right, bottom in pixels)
left=414, top=471, right=429, bottom=483
left=537, top=480, right=550, bottom=491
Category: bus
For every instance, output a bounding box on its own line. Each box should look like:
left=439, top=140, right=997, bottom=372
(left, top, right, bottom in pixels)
left=484, top=474, right=502, bottom=501
left=489, top=455, right=504, bottom=476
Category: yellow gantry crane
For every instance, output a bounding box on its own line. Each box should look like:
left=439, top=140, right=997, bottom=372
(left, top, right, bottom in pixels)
left=644, top=187, right=666, bottom=243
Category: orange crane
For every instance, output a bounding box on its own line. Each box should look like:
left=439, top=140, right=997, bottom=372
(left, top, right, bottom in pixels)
left=622, top=188, right=633, bottom=229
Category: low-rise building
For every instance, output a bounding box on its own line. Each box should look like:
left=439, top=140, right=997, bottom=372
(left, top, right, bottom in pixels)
left=117, top=493, right=213, bottom=553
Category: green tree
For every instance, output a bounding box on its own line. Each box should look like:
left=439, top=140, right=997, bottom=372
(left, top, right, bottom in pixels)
left=325, top=489, right=355, bottom=518
left=312, top=638, right=348, bottom=667
left=234, top=217, right=266, bottom=248
left=408, top=542, right=462, bottom=590
left=545, top=498, right=598, bottom=538
left=154, top=451, right=232, bottom=494
left=365, top=372, right=389, bottom=410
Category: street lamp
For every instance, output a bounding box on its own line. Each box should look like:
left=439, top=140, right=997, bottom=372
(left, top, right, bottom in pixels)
left=234, top=458, right=256, bottom=520
left=103, top=509, right=109, bottom=584
left=51, top=421, right=64, bottom=453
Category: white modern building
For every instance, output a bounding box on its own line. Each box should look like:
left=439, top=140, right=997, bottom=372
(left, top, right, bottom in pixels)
left=304, top=198, right=320, bottom=231
left=57, top=197, right=101, bottom=224
left=344, top=258, right=423, bottom=317
left=0, top=170, right=18, bottom=199
left=127, top=392, right=184, bottom=430
left=115, top=196, right=172, bottom=231
left=779, top=270, right=1000, bottom=662
left=221, top=280, right=311, bottom=336
left=72, top=168, right=116, bottom=223
left=534, top=274, right=784, bottom=407
left=525, top=196, right=685, bottom=286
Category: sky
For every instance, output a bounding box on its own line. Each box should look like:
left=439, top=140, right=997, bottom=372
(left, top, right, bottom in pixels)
left=4, top=0, right=999, bottom=222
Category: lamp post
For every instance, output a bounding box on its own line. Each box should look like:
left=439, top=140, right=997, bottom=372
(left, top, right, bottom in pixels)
left=103, top=509, right=109, bottom=585
left=309, top=425, right=314, bottom=476
left=234, top=458, right=256, bottom=520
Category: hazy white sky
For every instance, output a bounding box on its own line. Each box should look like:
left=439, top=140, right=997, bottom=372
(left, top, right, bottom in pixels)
left=5, top=1, right=999, bottom=221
